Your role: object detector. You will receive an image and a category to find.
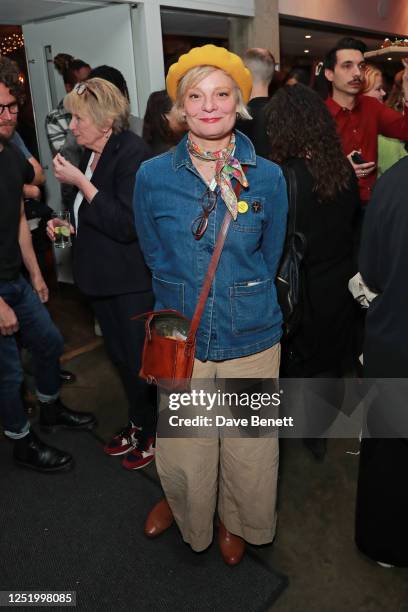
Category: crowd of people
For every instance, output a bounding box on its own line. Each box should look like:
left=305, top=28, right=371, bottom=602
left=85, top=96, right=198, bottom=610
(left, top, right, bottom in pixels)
left=1, top=35, right=407, bottom=570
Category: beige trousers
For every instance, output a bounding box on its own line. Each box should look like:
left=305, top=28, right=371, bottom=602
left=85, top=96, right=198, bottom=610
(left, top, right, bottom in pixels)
left=155, top=344, right=280, bottom=552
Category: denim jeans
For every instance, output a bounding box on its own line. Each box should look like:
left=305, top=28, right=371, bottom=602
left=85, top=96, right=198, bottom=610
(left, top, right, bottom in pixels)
left=0, top=275, right=64, bottom=436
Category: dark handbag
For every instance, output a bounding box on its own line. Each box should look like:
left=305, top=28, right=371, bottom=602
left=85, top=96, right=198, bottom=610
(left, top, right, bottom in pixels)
left=135, top=177, right=246, bottom=391
left=276, top=165, right=307, bottom=338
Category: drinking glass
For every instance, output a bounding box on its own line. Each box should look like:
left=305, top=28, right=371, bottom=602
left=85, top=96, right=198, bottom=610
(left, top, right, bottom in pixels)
left=53, top=211, right=72, bottom=249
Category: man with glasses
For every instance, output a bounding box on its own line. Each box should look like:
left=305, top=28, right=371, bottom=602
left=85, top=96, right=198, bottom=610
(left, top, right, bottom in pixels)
left=324, top=37, right=408, bottom=205
left=0, top=56, right=96, bottom=473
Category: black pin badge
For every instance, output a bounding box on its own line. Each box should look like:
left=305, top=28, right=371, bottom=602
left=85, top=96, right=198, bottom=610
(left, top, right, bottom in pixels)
left=252, top=201, right=262, bottom=213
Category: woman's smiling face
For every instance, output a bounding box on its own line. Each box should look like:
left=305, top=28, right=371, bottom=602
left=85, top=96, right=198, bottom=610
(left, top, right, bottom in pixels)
left=183, top=69, right=238, bottom=141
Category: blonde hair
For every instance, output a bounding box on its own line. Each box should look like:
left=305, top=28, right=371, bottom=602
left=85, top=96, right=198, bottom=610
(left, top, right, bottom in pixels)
left=174, top=65, right=251, bottom=122
left=362, top=64, right=382, bottom=95
left=64, top=77, right=129, bottom=133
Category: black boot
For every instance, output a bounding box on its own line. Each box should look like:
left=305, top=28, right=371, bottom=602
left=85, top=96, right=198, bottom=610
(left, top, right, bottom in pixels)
left=39, top=398, right=97, bottom=432
left=59, top=369, right=77, bottom=384
left=13, top=430, right=73, bottom=473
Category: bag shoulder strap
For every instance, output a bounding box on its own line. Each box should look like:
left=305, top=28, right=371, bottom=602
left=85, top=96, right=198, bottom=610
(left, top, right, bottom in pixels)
left=186, top=169, right=247, bottom=347
left=282, top=164, right=298, bottom=237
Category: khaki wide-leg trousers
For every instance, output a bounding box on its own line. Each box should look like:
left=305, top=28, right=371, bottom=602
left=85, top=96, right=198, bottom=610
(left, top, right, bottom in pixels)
left=155, top=344, right=280, bottom=552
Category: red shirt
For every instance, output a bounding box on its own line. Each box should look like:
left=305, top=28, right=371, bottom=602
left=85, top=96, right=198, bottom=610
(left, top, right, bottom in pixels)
left=326, top=95, right=408, bottom=203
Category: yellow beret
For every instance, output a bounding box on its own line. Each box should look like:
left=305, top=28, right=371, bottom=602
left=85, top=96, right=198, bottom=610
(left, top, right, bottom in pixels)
left=166, top=44, right=252, bottom=104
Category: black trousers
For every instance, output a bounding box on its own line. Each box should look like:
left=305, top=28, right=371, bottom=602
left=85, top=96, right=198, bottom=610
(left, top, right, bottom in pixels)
left=91, top=291, right=156, bottom=434
left=355, top=435, right=408, bottom=567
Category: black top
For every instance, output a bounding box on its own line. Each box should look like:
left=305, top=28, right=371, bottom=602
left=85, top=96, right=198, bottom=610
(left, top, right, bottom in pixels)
left=70, top=130, right=152, bottom=297
left=282, top=158, right=359, bottom=376
left=0, top=143, right=34, bottom=281
left=236, top=97, right=270, bottom=158
left=360, top=157, right=408, bottom=377
left=148, top=136, right=173, bottom=157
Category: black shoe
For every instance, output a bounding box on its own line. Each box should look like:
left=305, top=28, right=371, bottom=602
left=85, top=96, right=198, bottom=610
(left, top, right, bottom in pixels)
left=59, top=369, right=77, bottom=385
left=39, top=398, right=97, bottom=432
left=303, top=437, right=327, bottom=462
left=13, top=431, right=73, bottom=473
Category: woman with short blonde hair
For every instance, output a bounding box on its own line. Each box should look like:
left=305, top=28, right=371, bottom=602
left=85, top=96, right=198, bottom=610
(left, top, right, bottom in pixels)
left=173, top=65, right=251, bottom=122
left=64, top=77, right=130, bottom=133
left=47, top=75, right=156, bottom=469
left=134, top=45, right=287, bottom=565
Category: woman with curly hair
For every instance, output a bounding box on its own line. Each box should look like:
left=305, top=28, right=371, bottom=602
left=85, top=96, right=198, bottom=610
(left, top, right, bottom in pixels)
left=265, top=84, right=360, bottom=457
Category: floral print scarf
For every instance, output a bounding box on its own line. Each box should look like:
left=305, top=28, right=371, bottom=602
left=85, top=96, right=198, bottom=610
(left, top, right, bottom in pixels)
left=187, top=132, right=248, bottom=220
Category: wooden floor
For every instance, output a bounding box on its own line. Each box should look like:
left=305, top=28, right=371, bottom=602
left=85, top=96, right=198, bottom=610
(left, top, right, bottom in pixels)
left=47, top=282, right=103, bottom=360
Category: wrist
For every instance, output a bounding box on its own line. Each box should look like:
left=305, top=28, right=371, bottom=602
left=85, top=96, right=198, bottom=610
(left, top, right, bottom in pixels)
left=30, top=269, right=43, bottom=282
left=77, top=173, right=88, bottom=192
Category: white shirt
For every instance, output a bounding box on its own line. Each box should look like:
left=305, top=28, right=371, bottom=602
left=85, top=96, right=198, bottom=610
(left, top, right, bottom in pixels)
left=73, top=152, right=95, bottom=232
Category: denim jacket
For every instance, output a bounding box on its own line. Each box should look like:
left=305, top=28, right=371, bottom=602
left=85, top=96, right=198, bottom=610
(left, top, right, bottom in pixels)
left=133, top=130, right=288, bottom=361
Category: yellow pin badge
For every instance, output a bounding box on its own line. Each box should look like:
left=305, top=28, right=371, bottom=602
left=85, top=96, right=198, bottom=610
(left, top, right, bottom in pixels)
left=237, top=200, right=249, bottom=214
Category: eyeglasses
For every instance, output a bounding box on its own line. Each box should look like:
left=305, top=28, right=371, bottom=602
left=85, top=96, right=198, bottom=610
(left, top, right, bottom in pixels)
left=0, top=102, right=18, bottom=115
left=191, top=189, right=217, bottom=241
left=74, top=82, right=98, bottom=99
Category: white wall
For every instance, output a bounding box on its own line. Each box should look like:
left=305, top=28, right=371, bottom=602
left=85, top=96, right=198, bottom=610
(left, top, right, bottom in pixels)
left=131, top=2, right=165, bottom=118
left=24, top=4, right=138, bottom=117
left=279, top=0, right=408, bottom=36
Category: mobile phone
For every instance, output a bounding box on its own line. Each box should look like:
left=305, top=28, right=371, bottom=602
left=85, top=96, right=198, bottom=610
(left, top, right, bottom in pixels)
left=351, top=152, right=367, bottom=165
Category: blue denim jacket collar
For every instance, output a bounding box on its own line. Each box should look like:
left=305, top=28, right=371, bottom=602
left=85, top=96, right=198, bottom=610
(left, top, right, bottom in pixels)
left=172, top=129, right=257, bottom=172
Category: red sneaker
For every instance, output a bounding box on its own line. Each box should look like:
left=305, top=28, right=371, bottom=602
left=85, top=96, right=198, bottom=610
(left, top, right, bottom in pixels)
left=122, top=436, right=155, bottom=470
left=104, top=422, right=141, bottom=456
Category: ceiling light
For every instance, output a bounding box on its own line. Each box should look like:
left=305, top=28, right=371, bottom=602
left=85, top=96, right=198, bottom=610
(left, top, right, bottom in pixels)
left=304, top=49, right=310, bottom=54
left=387, top=56, right=393, bottom=60
left=305, top=35, right=312, bottom=39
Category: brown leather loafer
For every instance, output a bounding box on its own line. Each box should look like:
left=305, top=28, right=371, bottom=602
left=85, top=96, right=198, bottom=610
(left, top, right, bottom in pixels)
left=144, top=498, right=174, bottom=538
left=218, top=520, right=246, bottom=566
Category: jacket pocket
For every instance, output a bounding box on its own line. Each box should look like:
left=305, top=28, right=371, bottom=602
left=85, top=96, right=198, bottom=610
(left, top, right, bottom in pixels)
left=152, top=276, right=185, bottom=313
left=230, top=278, right=275, bottom=335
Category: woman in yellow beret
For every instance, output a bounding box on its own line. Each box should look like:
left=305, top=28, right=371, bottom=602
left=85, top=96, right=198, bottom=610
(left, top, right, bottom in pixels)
left=133, top=45, right=288, bottom=565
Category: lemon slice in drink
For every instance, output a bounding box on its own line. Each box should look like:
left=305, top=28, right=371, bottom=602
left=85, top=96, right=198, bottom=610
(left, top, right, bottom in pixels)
left=59, top=226, right=71, bottom=237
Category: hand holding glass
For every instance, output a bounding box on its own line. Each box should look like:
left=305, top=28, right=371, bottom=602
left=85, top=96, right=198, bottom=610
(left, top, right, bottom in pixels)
left=48, top=211, right=73, bottom=248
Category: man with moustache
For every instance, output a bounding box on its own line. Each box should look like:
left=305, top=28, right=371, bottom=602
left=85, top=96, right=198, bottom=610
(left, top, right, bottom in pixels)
left=0, top=56, right=95, bottom=473
left=324, top=37, right=408, bottom=205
